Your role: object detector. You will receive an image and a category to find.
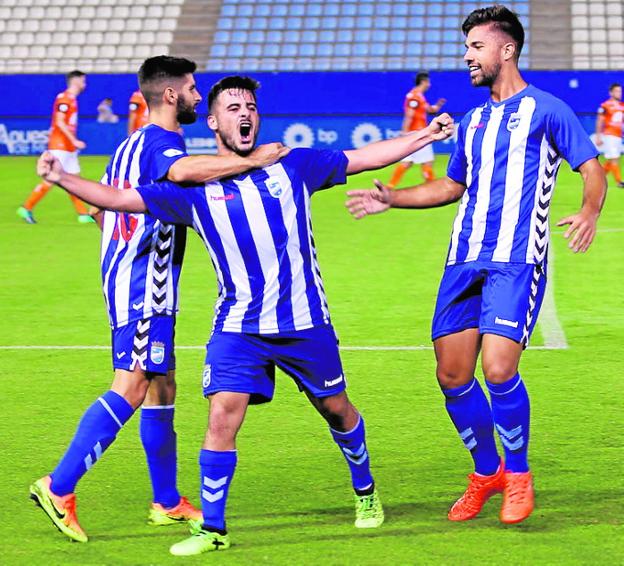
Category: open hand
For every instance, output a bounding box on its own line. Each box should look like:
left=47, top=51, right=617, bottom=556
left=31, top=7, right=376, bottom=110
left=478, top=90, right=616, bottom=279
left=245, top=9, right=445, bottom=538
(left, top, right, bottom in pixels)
left=556, top=209, right=600, bottom=253
left=345, top=179, right=393, bottom=219
left=250, top=142, right=291, bottom=168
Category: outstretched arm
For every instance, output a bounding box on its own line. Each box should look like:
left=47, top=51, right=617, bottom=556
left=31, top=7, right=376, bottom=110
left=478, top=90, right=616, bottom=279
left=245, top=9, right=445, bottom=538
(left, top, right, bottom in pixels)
left=556, top=157, right=607, bottom=253
left=37, top=151, right=146, bottom=213
left=344, top=113, right=454, bottom=174
left=167, top=143, right=291, bottom=183
left=346, top=176, right=465, bottom=219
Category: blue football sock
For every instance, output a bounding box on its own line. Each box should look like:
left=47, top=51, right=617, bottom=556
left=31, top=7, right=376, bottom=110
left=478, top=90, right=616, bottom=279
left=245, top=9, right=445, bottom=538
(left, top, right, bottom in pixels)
left=51, top=390, right=134, bottom=496
left=140, top=406, right=180, bottom=508
left=199, top=449, right=237, bottom=532
left=330, top=415, right=374, bottom=492
left=443, top=378, right=500, bottom=476
left=487, top=373, right=530, bottom=473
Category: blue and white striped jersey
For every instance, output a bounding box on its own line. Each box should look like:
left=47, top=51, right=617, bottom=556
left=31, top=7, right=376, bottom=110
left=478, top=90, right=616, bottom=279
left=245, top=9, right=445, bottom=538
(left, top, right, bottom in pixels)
left=136, top=148, right=348, bottom=334
left=100, top=124, right=188, bottom=328
left=446, top=85, right=597, bottom=266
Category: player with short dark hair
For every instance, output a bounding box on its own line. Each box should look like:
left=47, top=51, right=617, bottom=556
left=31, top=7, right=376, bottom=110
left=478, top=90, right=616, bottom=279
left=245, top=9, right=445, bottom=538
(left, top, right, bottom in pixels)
left=346, top=5, right=606, bottom=525
left=595, top=82, right=624, bottom=188
left=17, top=70, right=92, bottom=224
left=387, top=71, right=446, bottom=188
left=36, top=74, right=454, bottom=554
left=29, top=58, right=289, bottom=544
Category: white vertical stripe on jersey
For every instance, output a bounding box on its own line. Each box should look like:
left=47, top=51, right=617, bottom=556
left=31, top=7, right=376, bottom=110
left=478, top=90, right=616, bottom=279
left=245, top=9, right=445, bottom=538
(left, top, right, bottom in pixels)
left=301, top=183, right=330, bottom=324
left=448, top=107, right=483, bottom=264
left=271, top=163, right=314, bottom=330
left=192, top=206, right=227, bottom=330
left=114, top=135, right=147, bottom=325
left=205, top=184, right=252, bottom=332
left=492, top=96, right=537, bottom=262
left=466, top=104, right=505, bottom=261
left=525, top=136, right=550, bottom=263
left=234, top=176, right=280, bottom=333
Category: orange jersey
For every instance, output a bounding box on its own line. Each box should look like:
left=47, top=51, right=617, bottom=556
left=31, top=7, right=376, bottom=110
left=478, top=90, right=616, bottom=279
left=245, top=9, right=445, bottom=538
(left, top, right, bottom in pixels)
left=48, top=90, right=78, bottom=151
left=128, top=90, right=149, bottom=132
left=404, top=88, right=429, bottom=131
left=598, top=99, right=624, bottom=137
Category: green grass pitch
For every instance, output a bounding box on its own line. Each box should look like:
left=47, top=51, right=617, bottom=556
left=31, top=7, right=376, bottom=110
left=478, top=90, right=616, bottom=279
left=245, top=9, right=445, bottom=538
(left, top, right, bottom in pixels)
left=0, top=155, right=622, bottom=565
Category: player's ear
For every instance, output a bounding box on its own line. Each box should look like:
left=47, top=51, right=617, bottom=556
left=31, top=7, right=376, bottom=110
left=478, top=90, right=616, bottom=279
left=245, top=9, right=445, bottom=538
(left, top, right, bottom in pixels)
left=502, top=41, right=516, bottom=62
left=163, top=86, right=177, bottom=106
left=207, top=114, right=217, bottom=131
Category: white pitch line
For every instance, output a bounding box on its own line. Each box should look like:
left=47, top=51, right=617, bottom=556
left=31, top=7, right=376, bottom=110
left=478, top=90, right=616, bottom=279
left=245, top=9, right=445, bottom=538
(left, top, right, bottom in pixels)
left=0, top=344, right=564, bottom=351
left=536, top=245, right=568, bottom=349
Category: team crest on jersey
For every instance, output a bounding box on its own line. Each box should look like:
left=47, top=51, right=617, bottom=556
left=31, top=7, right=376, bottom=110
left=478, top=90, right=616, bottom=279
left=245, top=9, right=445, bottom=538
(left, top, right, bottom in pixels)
left=266, top=178, right=283, bottom=198
left=202, top=364, right=212, bottom=388
left=507, top=112, right=522, bottom=132
left=150, top=341, right=165, bottom=364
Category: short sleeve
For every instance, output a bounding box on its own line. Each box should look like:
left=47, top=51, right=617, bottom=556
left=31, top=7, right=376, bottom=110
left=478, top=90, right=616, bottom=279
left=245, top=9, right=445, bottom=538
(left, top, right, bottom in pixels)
left=547, top=102, right=598, bottom=171
left=446, top=121, right=468, bottom=184
left=597, top=104, right=606, bottom=115
left=135, top=181, right=200, bottom=226
left=148, top=131, right=188, bottom=181
left=283, top=148, right=348, bottom=193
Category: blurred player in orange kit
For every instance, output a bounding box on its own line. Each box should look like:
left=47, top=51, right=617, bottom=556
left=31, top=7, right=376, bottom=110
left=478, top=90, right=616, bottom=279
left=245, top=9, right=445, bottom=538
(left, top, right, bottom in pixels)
left=128, top=89, right=149, bottom=134
left=388, top=71, right=446, bottom=188
left=17, top=70, right=93, bottom=224
left=595, top=82, right=624, bottom=188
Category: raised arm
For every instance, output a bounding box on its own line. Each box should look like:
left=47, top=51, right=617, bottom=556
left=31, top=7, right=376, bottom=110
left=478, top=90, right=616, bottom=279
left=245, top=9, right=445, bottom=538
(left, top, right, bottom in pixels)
left=344, top=114, right=454, bottom=175
left=167, top=143, right=291, bottom=183
left=37, top=151, right=146, bottom=213
left=346, top=176, right=466, bottom=219
left=556, top=157, right=607, bottom=253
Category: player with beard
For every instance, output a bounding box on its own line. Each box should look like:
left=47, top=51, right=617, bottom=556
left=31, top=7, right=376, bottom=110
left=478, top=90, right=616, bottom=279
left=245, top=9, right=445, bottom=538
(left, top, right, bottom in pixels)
left=35, top=75, right=454, bottom=554
left=346, top=5, right=606, bottom=525
left=29, top=58, right=289, bottom=544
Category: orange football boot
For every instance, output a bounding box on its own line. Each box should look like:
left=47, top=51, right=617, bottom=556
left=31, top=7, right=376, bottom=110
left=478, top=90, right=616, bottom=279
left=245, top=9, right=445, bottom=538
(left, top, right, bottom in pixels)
left=29, top=475, right=88, bottom=542
left=148, top=496, right=203, bottom=525
left=500, top=471, right=534, bottom=524
left=448, top=462, right=505, bottom=521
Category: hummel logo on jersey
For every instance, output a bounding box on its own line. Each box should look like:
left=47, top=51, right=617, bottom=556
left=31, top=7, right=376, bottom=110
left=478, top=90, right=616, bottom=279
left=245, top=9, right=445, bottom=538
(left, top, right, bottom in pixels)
left=470, top=122, right=485, bottom=129
left=210, top=194, right=235, bottom=201
left=495, top=316, right=519, bottom=328
left=324, top=375, right=344, bottom=387
left=132, top=302, right=144, bottom=310
left=507, top=112, right=522, bottom=131
left=116, top=351, right=126, bottom=359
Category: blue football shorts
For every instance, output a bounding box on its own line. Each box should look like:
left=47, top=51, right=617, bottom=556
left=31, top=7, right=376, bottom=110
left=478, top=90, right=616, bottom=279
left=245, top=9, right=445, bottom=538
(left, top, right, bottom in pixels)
left=111, top=315, right=176, bottom=374
left=431, top=261, right=547, bottom=347
left=202, top=324, right=346, bottom=404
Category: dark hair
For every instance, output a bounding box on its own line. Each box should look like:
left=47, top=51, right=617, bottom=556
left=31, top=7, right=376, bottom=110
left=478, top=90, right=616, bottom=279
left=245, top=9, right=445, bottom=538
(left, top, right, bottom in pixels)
left=208, top=75, right=260, bottom=112
left=415, top=72, right=430, bottom=86
left=462, top=5, right=525, bottom=59
left=66, top=70, right=85, bottom=83
left=138, top=56, right=197, bottom=106
left=609, top=83, right=622, bottom=91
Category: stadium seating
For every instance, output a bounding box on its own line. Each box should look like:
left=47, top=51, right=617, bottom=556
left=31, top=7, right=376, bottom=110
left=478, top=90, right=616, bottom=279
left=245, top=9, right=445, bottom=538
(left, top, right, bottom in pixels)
left=207, top=0, right=531, bottom=71
left=571, top=0, right=624, bottom=69
left=0, top=0, right=183, bottom=73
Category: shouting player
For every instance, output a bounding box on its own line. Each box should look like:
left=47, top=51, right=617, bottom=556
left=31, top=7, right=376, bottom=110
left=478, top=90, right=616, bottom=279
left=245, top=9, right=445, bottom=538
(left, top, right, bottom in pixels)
left=29, top=58, right=289, bottom=544
left=346, top=5, right=606, bottom=525
left=36, top=75, right=454, bottom=554
left=387, top=71, right=446, bottom=188
left=17, top=70, right=93, bottom=224
left=595, top=82, right=624, bottom=188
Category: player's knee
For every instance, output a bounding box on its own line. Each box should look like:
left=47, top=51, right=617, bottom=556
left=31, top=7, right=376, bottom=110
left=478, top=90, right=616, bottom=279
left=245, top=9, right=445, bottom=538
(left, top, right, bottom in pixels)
left=482, top=361, right=518, bottom=384
left=111, top=375, right=150, bottom=409
left=316, top=394, right=357, bottom=430
left=436, top=366, right=473, bottom=390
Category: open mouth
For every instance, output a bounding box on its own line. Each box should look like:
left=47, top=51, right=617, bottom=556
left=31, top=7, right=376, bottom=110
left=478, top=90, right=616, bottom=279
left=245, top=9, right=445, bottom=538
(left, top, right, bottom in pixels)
left=468, top=65, right=480, bottom=75
left=239, top=122, right=252, bottom=142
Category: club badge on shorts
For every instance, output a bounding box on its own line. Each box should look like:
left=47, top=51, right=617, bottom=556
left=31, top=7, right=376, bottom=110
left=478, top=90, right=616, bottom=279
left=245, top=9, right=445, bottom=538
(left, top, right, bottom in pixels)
left=202, top=364, right=212, bottom=388
left=150, top=341, right=165, bottom=365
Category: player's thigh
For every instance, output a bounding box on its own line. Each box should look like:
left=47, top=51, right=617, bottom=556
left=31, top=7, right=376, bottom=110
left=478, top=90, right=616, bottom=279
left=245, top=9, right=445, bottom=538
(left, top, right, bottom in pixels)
left=480, top=263, right=547, bottom=348
left=274, top=324, right=346, bottom=400
left=49, top=149, right=80, bottom=174
left=111, top=366, right=150, bottom=409
left=204, top=332, right=275, bottom=405
left=431, top=262, right=484, bottom=344
left=434, top=329, right=481, bottom=389
left=144, top=370, right=176, bottom=406
left=480, top=334, right=523, bottom=384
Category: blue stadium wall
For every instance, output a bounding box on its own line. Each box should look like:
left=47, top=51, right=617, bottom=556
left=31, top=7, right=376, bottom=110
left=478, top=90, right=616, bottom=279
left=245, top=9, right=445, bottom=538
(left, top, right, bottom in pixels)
left=1, top=71, right=619, bottom=156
